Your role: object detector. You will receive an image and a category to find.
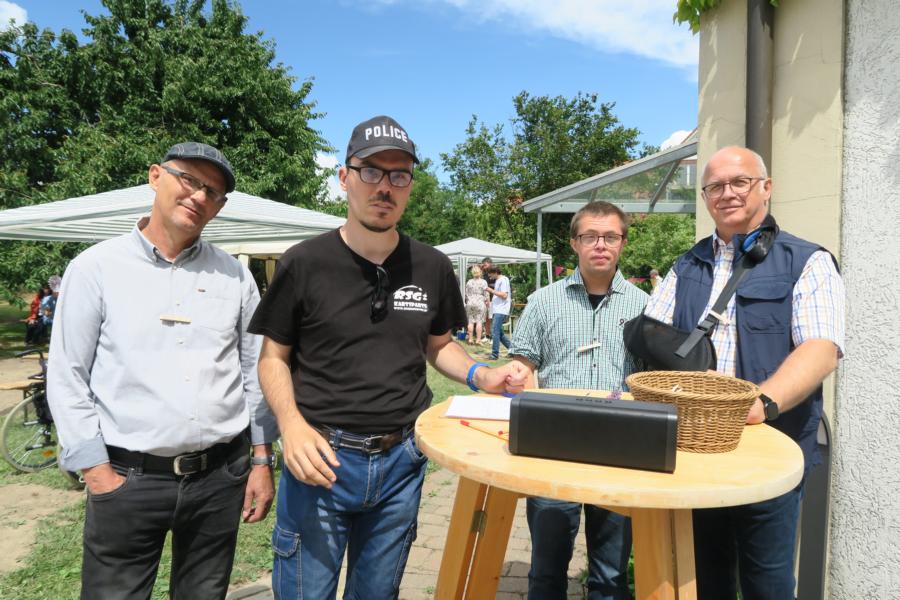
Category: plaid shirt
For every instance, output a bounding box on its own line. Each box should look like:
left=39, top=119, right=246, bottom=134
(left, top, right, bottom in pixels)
left=643, top=232, right=846, bottom=376
left=511, top=268, right=648, bottom=391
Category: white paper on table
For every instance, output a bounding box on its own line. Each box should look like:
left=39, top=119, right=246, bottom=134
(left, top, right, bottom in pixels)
left=443, top=395, right=511, bottom=421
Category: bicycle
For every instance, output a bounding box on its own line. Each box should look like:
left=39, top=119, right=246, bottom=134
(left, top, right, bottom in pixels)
left=0, top=349, right=83, bottom=488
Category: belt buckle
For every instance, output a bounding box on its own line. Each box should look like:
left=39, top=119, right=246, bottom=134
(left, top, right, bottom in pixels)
left=362, top=435, right=384, bottom=455
left=173, top=452, right=207, bottom=475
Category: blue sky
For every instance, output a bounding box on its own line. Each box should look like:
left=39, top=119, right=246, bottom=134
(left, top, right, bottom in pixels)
left=3, top=0, right=698, bottom=192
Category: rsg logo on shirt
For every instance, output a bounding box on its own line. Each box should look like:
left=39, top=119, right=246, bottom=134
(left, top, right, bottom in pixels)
left=393, top=285, right=428, bottom=312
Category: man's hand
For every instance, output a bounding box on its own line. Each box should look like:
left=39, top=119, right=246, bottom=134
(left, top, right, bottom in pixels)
left=242, top=463, right=275, bottom=523
left=281, top=418, right=341, bottom=489
left=746, top=397, right=766, bottom=425
left=82, top=463, right=126, bottom=495
left=474, top=361, right=530, bottom=396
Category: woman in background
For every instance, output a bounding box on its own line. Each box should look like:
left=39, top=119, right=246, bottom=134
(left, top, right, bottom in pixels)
left=464, top=265, right=489, bottom=345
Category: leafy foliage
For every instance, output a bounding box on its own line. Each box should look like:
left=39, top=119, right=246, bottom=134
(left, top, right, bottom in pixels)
left=441, top=91, right=644, bottom=297
left=0, top=0, right=329, bottom=299
left=674, top=0, right=780, bottom=33
left=399, top=159, right=476, bottom=247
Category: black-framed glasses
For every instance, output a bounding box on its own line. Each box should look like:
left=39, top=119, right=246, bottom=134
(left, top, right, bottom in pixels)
left=575, top=233, right=625, bottom=247
left=347, top=165, right=413, bottom=188
left=160, top=164, right=228, bottom=203
left=371, top=265, right=390, bottom=323
left=701, top=176, right=765, bottom=200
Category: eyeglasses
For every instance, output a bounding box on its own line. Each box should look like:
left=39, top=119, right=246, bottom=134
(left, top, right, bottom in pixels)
left=701, top=176, right=765, bottom=200
left=347, top=165, right=413, bottom=188
left=160, top=165, right=227, bottom=203
left=575, top=233, right=624, bottom=247
left=371, top=265, right=390, bottom=323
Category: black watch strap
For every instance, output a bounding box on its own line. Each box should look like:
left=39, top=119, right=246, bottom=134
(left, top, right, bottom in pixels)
left=760, top=393, right=779, bottom=421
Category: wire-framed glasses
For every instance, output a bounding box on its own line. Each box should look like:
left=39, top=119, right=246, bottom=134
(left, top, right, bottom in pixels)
left=575, top=233, right=624, bottom=247
left=371, top=265, right=391, bottom=323
left=701, top=176, right=765, bottom=200
left=347, top=165, right=413, bottom=188
left=160, top=165, right=227, bottom=203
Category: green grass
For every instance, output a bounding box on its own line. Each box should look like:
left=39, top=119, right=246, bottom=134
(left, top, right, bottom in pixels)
left=0, top=342, right=496, bottom=599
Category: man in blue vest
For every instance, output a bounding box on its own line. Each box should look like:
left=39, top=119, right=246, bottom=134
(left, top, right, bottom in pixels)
left=643, top=146, right=845, bottom=599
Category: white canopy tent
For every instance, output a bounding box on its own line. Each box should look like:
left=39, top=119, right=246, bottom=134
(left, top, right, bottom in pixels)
left=434, top=237, right=553, bottom=298
left=0, top=185, right=345, bottom=277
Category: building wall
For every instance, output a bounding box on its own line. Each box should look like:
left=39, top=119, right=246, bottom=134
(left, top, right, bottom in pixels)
left=832, top=0, right=900, bottom=595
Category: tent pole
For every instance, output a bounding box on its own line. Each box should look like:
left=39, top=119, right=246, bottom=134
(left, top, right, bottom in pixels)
left=535, top=211, right=543, bottom=292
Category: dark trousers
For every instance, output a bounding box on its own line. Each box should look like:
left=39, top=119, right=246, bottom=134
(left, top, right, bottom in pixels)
left=81, top=451, right=251, bottom=600
left=526, top=498, right=632, bottom=600
left=693, top=485, right=803, bottom=600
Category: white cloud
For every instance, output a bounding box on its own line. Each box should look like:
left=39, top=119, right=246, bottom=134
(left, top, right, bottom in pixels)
left=316, top=153, right=346, bottom=201
left=0, top=1, right=25, bottom=31
left=660, top=129, right=692, bottom=150
left=390, top=0, right=698, bottom=69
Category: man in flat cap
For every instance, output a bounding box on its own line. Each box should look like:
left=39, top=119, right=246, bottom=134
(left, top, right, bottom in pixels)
left=48, top=142, right=278, bottom=600
left=250, top=115, right=529, bottom=599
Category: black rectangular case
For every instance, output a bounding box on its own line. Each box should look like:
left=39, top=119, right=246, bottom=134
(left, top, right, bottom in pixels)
left=508, top=391, right=678, bottom=473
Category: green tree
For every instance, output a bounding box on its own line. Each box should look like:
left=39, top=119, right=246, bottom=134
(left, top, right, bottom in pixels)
left=0, top=0, right=330, bottom=300
left=442, top=91, right=642, bottom=297
left=619, top=213, right=696, bottom=290
left=399, top=158, right=476, bottom=246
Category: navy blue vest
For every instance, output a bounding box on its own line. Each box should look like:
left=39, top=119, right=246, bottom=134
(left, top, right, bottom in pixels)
left=672, top=230, right=829, bottom=470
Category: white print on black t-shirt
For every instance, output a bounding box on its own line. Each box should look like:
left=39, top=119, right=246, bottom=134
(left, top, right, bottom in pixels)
left=393, top=285, right=429, bottom=312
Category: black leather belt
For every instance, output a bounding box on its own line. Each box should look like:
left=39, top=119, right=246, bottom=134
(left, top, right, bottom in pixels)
left=107, top=435, right=248, bottom=476
left=313, top=424, right=412, bottom=455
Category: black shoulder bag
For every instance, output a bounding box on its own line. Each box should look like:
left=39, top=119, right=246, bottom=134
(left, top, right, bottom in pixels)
left=623, top=216, right=778, bottom=372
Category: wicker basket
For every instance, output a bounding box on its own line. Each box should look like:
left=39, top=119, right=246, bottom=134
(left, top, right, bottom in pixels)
left=625, top=371, right=760, bottom=453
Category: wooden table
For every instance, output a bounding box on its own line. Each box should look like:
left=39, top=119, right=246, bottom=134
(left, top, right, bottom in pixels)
left=415, top=391, right=804, bottom=600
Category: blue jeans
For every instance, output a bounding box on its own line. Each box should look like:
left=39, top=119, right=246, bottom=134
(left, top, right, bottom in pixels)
left=526, top=497, right=632, bottom=600
left=693, top=484, right=803, bottom=599
left=491, top=313, right=511, bottom=358
left=271, top=431, right=428, bottom=600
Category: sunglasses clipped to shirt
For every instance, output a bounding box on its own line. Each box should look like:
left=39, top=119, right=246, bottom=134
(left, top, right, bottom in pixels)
left=371, top=265, right=390, bottom=323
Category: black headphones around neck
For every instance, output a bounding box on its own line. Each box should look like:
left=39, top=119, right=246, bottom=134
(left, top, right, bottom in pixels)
left=740, top=214, right=779, bottom=264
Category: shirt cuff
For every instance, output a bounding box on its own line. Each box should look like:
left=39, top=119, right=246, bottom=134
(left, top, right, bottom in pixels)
left=60, top=436, right=109, bottom=471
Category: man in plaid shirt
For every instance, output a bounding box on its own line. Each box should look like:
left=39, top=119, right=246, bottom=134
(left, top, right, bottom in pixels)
left=644, top=146, right=845, bottom=599
left=511, top=200, right=647, bottom=600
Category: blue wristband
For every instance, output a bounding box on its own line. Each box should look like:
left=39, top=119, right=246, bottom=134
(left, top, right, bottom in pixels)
left=466, top=362, right=488, bottom=392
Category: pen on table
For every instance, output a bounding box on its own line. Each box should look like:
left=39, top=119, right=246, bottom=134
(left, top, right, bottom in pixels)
left=460, top=420, right=508, bottom=441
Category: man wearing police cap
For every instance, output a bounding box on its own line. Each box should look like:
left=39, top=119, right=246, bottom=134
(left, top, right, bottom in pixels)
left=48, top=142, right=278, bottom=600
left=250, top=115, right=529, bottom=599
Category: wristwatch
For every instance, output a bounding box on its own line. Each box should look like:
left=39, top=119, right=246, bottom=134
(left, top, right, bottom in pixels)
left=250, top=454, right=277, bottom=467
left=760, top=393, right=779, bottom=422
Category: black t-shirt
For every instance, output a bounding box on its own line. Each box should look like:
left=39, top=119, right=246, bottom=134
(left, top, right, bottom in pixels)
left=588, top=293, right=606, bottom=309
left=248, top=229, right=466, bottom=433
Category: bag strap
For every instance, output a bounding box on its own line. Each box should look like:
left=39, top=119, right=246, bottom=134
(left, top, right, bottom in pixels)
left=674, top=218, right=777, bottom=359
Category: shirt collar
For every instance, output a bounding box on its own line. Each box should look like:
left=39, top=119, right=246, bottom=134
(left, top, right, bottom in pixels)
left=564, top=267, right=627, bottom=294
left=131, top=217, right=203, bottom=264
left=711, top=230, right=735, bottom=255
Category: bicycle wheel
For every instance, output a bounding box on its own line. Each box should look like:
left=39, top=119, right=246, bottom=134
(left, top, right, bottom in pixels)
left=1, top=397, right=58, bottom=472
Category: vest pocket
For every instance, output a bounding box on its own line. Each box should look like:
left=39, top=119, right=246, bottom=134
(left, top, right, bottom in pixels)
left=736, top=280, right=792, bottom=333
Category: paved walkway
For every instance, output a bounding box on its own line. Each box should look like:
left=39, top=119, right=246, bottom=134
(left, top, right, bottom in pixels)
left=226, top=466, right=589, bottom=600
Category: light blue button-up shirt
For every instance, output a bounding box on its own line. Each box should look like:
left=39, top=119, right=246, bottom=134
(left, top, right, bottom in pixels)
left=48, top=221, right=277, bottom=470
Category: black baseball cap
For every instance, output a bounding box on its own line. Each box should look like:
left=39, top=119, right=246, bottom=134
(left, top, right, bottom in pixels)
left=345, top=115, right=419, bottom=164
left=162, top=141, right=236, bottom=193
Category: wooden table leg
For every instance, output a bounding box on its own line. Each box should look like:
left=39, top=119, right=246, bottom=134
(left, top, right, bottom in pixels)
left=631, top=508, right=696, bottom=600
left=435, top=477, right=487, bottom=600
left=464, top=487, right=519, bottom=600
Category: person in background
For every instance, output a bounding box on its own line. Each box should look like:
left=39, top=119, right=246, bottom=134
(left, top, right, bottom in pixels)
left=510, top=200, right=647, bottom=600
left=39, top=275, right=61, bottom=329
left=47, top=142, right=277, bottom=600
left=643, top=146, right=844, bottom=599
left=649, top=268, right=660, bottom=290
left=24, top=286, right=47, bottom=345
left=486, top=265, right=512, bottom=360
left=464, top=264, right=489, bottom=345
left=250, top=115, right=529, bottom=600
left=481, top=256, right=495, bottom=338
